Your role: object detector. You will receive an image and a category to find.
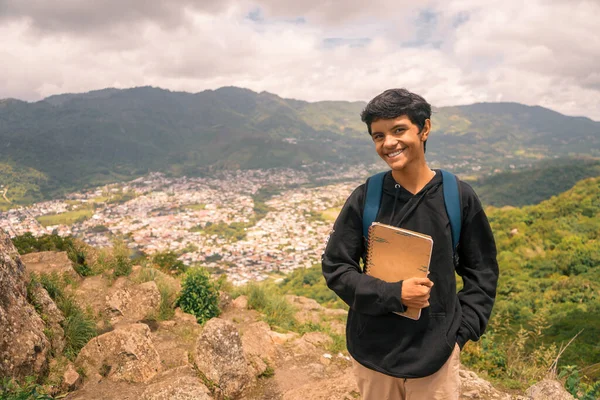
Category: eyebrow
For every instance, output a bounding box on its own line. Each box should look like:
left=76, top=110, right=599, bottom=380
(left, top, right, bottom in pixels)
left=371, top=124, right=410, bottom=135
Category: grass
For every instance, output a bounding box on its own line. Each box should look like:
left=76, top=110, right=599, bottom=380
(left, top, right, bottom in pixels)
left=184, top=203, right=206, bottom=211
left=133, top=266, right=161, bottom=283
left=36, top=272, right=97, bottom=360
left=242, top=283, right=297, bottom=332
left=320, top=207, right=342, bottom=222
left=156, top=281, right=177, bottom=321
left=58, top=296, right=97, bottom=360
left=237, top=282, right=348, bottom=353
left=133, top=265, right=180, bottom=322
left=36, top=209, right=94, bottom=227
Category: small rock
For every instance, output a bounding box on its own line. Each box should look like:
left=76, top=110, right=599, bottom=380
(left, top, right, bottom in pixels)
left=159, top=320, right=176, bottom=328
left=61, top=363, right=82, bottom=392
left=302, top=332, right=333, bottom=347
left=269, top=330, right=298, bottom=345
left=174, top=308, right=198, bottom=324
left=232, top=295, right=248, bottom=309
left=219, top=291, right=232, bottom=310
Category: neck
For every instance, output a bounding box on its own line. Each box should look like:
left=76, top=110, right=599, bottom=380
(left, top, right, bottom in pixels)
left=391, top=161, right=435, bottom=194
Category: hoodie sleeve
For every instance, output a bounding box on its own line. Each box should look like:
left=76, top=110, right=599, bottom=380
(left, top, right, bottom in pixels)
left=455, top=183, right=499, bottom=349
left=321, top=185, right=406, bottom=316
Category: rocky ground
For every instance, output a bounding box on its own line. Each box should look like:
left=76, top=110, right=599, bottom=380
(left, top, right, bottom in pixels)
left=0, top=230, right=575, bottom=399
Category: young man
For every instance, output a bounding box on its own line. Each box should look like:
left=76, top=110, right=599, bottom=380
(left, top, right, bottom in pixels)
left=322, top=89, right=499, bottom=399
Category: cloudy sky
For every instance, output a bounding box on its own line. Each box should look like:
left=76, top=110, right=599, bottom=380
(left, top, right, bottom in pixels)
left=1, top=0, right=599, bottom=119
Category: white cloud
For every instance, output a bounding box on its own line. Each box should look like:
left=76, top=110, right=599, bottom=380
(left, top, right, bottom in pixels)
left=0, top=0, right=599, bottom=120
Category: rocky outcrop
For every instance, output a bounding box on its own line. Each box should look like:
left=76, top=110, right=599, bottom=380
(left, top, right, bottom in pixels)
left=21, top=251, right=79, bottom=280
left=0, top=230, right=50, bottom=381
left=194, top=318, right=251, bottom=399
left=526, top=380, right=575, bottom=400
left=239, top=321, right=279, bottom=377
left=31, top=283, right=66, bottom=354
left=105, top=280, right=161, bottom=324
left=460, top=368, right=518, bottom=399
left=75, top=323, right=161, bottom=383
left=140, top=366, right=212, bottom=400
left=70, top=275, right=161, bottom=328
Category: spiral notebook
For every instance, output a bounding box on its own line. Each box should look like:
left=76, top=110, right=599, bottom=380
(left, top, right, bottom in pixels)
left=365, top=222, right=434, bottom=320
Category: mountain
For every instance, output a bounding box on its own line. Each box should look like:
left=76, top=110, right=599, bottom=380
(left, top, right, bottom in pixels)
left=470, top=157, right=600, bottom=207
left=1, top=86, right=599, bottom=206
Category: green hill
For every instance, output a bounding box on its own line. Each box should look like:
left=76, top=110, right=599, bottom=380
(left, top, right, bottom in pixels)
left=470, top=157, right=600, bottom=207
left=486, top=177, right=599, bottom=366
left=1, top=87, right=599, bottom=205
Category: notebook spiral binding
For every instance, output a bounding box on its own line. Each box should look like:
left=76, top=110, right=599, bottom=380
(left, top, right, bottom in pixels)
left=364, top=224, right=376, bottom=274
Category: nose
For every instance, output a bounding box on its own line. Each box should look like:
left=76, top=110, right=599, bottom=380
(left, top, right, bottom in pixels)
left=383, top=134, right=397, bottom=148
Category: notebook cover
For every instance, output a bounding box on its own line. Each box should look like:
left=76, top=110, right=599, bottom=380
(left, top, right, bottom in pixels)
left=365, top=222, right=434, bottom=320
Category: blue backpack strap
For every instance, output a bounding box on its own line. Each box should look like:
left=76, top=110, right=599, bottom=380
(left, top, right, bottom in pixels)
left=440, top=170, right=462, bottom=253
left=363, top=171, right=387, bottom=238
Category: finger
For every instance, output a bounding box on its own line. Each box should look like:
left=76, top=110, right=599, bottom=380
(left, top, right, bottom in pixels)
left=414, top=278, right=433, bottom=287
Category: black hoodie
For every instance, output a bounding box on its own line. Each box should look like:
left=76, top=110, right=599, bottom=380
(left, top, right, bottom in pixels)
left=321, top=170, right=498, bottom=378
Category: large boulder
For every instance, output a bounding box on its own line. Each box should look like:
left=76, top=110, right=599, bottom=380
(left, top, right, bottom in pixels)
left=195, top=318, right=251, bottom=399
left=75, top=323, right=161, bottom=383
left=526, top=380, right=575, bottom=400
left=0, top=230, right=51, bottom=381
left=20, top=251, right=79, bottom=280
left=459, top=368, right=522, bottom=399
left=240, top=321, right=279, bottom=377
left=105, top=280, right=161, bottom=324
left=140, top=366, right=213, bottom=400
left=71, top=274, right=111, bottom=319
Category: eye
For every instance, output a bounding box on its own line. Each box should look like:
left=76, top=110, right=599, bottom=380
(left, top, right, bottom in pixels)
left=394, top=128, right=405, bottom=134
left=372, top=134, right=384, bottom=141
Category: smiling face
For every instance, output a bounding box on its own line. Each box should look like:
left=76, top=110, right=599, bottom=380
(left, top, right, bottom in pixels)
left=370, top=115, right=430, bottom=172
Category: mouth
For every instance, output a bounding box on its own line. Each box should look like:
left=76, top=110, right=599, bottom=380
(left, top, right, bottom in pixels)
left=386, top=148, right=405, bottom=159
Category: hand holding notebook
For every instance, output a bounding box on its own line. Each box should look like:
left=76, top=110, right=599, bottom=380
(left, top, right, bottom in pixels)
left=365, top=222, right=434, bottom=320
left=401, top=277, right=434, bottom=309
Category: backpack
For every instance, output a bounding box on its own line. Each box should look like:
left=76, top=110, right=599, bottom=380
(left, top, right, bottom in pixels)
left=362, top=170, right=462, bottom=261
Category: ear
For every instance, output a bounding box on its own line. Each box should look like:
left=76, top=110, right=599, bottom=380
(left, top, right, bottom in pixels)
left=419, top=119, right=431, bottom=142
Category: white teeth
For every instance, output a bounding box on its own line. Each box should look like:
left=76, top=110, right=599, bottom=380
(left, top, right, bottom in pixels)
left=388, top=149, right=404, bottom=157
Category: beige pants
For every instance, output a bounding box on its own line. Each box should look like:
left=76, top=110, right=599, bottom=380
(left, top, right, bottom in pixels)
left=352, top=344, right=461, bottom=400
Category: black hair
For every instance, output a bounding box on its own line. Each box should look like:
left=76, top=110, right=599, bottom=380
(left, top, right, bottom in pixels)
left=360, top=88, right=432, bottom=152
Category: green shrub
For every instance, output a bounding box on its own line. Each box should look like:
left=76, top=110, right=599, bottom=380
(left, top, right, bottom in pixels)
left=152, top=251, right=188, bottom=275
left=0, top=377, right=53, bottom=400
left=176, top=268, right=220, bottom=324
left=559, top=365, right=600, bottom=400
